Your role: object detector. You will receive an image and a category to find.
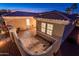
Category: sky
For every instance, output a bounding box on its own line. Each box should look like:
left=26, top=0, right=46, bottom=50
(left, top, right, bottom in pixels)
left=0, top=3, right=79, bottom=13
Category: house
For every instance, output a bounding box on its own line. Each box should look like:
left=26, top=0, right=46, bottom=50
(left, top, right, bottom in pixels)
left=1, top=10, right=79, bottom=55
left=35, top=10, right=77, bottom=43
left=2, top=11, right=37, bottom=31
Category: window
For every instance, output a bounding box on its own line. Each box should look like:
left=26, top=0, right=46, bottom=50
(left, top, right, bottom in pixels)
left=47, top=24, right=53, bottom=35
left=26, top=18, right=30, bottom=26
left=26, top=18, right=30, bottom=29
left=41, top=23, right=46, bottom=33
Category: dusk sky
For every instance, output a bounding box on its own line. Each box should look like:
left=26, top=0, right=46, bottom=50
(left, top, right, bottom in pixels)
left=0, top=3, right=79, bottom=13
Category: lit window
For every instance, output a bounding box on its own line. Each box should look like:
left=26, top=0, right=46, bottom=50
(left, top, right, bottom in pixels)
left=26, top=18, right=30, bottom=26
left=41, top=23, right=46, bottom=33
left=47, top=24, right=53, bottom=35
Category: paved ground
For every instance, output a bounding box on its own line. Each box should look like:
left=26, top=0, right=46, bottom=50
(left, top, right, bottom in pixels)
left=56, top=38, right=79, bottom=56
left=17, top=29, right=53, bottom=55
left=18, top=29, right=79, bottom=56
left=0, top=37, right=21, bottom=56
left=0, top=27, right=79, bottom=56
left=1, top=37, right=79, bottom=56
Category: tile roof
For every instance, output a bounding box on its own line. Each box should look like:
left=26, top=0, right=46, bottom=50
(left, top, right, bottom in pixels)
left=35, top=10, right=77, bottom=21
left=3, top=11, right=38, bottom=16
left=2, top=10, right=78, bottom=21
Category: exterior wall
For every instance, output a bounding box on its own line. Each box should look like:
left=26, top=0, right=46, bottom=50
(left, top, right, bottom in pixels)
left=36, top=20, right=65, bottom=41
left=52, top=24, right=65, bottom=37
left=36, top=19, right=66, bottom=53
left=3, top=16, right=27, bottom=30
left=3, top=16, right=36, bottom=30
left=61, top=22, right=75, bottom=43
left=30, top=17, right=36, bottom=29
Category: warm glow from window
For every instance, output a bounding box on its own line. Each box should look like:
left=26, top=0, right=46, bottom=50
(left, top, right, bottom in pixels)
left=0, top=40, right=6, bottom=47
left=0, top=39, right=10, bottom=47
left=26, top=18, right=30, bottom=26
left=47, top=24, right=53, bottom=35
left=41, top=23, right=46, bottom=33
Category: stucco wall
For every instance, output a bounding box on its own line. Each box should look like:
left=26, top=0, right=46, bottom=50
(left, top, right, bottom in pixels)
left=3, top=16, right=36, bottom=30
left=61, top=23, right=75, bottom=43
left=30, top=17, right=36, bottom=29
left=52, top=24, right=65, bottom=37
left=36, top=20, right=65, bottom=39
left=36, top=20, right=65, bottom=53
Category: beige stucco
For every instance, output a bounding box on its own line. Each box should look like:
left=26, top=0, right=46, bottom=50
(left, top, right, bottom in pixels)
left=30, top=17, right=36, bottom=29
left=36, top=18, right=70, bottom=25
left=36, top=20, right=65, bottom=54
left=3, top=16, right=36, bottom=30
left=52, top=24, right=65, bottom=37
left=36, top=20, right=65, bottom=38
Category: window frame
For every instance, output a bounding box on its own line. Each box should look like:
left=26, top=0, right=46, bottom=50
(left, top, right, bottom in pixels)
left=46, top=23, right=53, bottom=36
left=41, top=22, right=46, bottom=33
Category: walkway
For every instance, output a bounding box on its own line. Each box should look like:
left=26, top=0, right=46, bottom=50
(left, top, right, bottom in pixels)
left=17, top=29, right=52, bottom=55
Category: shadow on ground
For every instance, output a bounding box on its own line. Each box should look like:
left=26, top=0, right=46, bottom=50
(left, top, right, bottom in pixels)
left=56, top=39, right=79, bottom=56
left=0, top=38, right=21, bottom=56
